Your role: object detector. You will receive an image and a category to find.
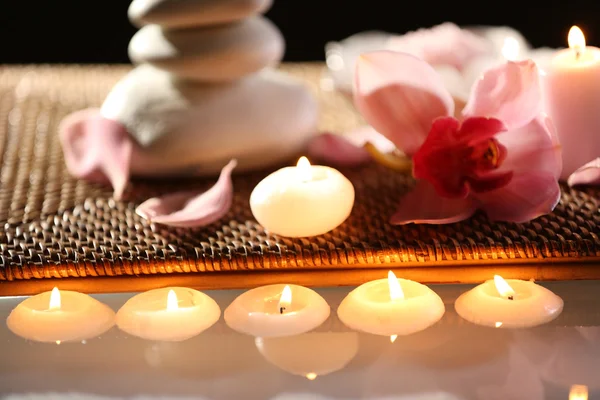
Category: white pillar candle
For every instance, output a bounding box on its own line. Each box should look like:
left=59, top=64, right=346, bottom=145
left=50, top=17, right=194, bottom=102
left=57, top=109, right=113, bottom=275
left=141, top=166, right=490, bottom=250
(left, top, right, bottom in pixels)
left=255, top=332, right=359, bottom=379
left=116, top=287, right=220, bottom=341
left=224, top=284, right=330, bottom=337
left=250, top=156, right=355, bottom=237
left=337, top=271, right=445, bottom=336
left=543, top=25, right=600, bottom=180
left=7, top=287, right=115, bottom=343
left=455, top=275, right=564, bottom=328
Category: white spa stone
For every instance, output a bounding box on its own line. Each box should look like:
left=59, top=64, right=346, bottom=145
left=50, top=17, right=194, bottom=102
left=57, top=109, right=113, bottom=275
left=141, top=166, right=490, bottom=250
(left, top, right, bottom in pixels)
left=100, top=65, right=318, bottom=176
left=128, top=0, right=273, bottom=29
left=128, top=17, right=284, bottom=81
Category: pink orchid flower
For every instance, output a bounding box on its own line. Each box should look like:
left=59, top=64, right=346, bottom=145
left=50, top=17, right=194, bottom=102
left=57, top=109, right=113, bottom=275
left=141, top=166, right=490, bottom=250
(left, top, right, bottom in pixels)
left=321, top=51, right=562, bottom=224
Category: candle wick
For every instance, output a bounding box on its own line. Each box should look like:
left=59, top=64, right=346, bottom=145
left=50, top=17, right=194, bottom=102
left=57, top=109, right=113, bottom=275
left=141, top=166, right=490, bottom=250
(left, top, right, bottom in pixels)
left=508, top=295, right=514, bottom=300
left=279, top=306, right=286, bottom=314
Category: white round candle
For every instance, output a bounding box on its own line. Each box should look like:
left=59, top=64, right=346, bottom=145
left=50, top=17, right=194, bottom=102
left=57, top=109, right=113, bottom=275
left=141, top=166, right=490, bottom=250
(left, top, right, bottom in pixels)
left=337, top=271, right=445, bottom=336
left=250, top=157, right=355, bottom=237
left=116, top=287, right=220, bottom=341
left=224, top=284, right=330, bottom=337
left=543, top=26, right=600, bottom=179
left=255, top=332, right=359, bottom=379
left=455, top=275, right=564, bottom=328
left=7, top=287, right=115, bottom=343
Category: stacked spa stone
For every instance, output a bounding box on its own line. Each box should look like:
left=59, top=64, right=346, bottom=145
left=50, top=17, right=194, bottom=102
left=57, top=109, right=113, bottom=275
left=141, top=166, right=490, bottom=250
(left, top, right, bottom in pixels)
left=99, top=0, right=318, bottom=177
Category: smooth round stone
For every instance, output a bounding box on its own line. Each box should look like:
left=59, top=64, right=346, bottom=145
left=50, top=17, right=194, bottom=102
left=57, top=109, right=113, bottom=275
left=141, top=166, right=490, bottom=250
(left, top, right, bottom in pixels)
left=128, top=17, right=284, bottom=82
left=100, top=65, right=319, bottom=176
left=129, top=0, right=273, bottom=29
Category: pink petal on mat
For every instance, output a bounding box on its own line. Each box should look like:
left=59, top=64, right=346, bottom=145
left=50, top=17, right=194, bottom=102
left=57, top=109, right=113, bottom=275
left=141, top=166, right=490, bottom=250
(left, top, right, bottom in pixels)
left=496, top=114, right=562, bottom=179
left=474, top=172, right=561, bottom=223
left=567, top=158, right=600, bottom=186
left=353, top=51, right=454, bottom=156
left=462, top=60, right=542, bottom=130
left=390, top=180, right=476, bottom=225
left=136, top=159, right=237, bottom=228
left=59, top=108, right=133, bottom=199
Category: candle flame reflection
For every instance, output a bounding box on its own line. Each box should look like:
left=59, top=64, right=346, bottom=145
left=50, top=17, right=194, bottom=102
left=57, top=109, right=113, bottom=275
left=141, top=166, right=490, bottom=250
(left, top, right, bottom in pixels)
left=390, top=334, right=398, bottom=343
left=493, top=275, right=516, bottom=299
left=306, top=372, right=318, bottom=380
left=49, top=287, right=61, bottom=311
left=278, top=285, right=292, bottom=314
left=388, top=271, right=404, bottom=301
left=297, top=156, right=313, bottom=182
left=569, top=26, right=586, bottom=57
left=166, top=289, right=179, bottom=311
left=501, top=37, right=519, bottom=61
left=569, top=384, right=588, bottom=400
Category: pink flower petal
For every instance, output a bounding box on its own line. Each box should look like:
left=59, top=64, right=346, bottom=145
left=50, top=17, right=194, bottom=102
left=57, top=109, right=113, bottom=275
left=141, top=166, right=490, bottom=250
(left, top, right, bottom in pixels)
left=496, top=113, right=562, bottom=179
left=474, top=172, right=561, bottom=223
left=390, top=180, right=476, bottom=225
left=136, top=159, right=237, bottom=227
left=462, top=60, right=542, bottom=130
left=59, top=108, right=133, bottom=199
left=353, top=51, right=454, bottom=156
left=307, top=126, right=396, bottom=166
left=567, top=158, right=600, bottom=186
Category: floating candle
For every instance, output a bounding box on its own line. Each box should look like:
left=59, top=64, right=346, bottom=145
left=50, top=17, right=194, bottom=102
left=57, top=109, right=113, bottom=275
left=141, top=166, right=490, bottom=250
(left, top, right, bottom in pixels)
left=255, top=332, right=359, bottom=379
left=224, top=284, right=330, bottom=337
left=455, top=275, right=564, bottom=328
left=116, top=287, right=220, bottom=341
left=7, top=287, right=115, bottom=343
left=337, top=271, right=445, bottom=336
left=543, top=25, right=600, bottom=180
left=249, top=156, right=355, bottom=237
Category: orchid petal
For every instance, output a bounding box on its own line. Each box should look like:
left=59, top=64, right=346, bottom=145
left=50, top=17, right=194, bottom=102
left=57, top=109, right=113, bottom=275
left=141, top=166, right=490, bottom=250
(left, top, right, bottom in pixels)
left=354, top=51, right=454, bottom=156
left=474, top=172, right=560, bottom=223
left=307, top=126, right=396, bottom=166
left=567, top=158, right=600, bottom=186
left=136, top=159, right=237, bottom=227
left=496, top=113, right=562, bottom=179
left=390, top=180, right=476, bottom=225
left=463, top=60, right=542, bottom=130
left=59, top=108, right=132, bottom=199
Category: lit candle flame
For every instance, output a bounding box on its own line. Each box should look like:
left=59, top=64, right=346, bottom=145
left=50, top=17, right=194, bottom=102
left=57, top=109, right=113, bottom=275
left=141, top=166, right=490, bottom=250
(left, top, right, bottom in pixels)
left=49, top=287, right=61, bottom=311
left=501, top=37, right=520, bottom=61
left=306, top=372, right=318, bottom=380
left=495, top=322, right=503, bottom=328
left=569, top=26, right=586, bottom=58
left=296, top=156, right=312, bottom=182
left=166, top=289, right=179, bottom=311
left=493, top=275, right=516, bottom=300
left=278, top=285, right=292, bottom=314
left=56, top=340, right=61, bottom=345
left=388, top=271, right=404, bottom=301
left=569, top=384, right=588, bottom=400
left=390, top=334, right=398, bottom=343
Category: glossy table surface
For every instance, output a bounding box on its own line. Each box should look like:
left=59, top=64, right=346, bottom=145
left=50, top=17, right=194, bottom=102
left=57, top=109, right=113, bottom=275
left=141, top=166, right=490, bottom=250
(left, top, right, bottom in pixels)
left=1, top=280, right=599, bottom=400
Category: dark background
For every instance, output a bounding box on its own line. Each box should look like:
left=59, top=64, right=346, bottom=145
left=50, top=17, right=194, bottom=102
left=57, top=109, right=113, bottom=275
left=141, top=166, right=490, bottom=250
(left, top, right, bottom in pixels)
left=0, top=0, right=597, bottom=63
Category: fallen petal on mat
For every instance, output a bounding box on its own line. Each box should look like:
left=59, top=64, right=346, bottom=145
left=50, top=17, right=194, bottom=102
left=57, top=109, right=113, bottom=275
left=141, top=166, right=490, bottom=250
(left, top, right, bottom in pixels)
left=307, top=126, right=395, bottom=166
left=567, top=158, right=600, bottom=186
left=136, top=159, right=237, bottom=227
left=59, top=108, right=133, bottom=200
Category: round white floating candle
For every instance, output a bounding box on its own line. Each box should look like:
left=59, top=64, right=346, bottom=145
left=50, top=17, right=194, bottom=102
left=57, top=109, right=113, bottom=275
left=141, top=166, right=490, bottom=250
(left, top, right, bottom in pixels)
left=337, top=271, right=445, bottom=336
left=543, top=25, right=600, bottom=180
left=250, top=156, right=355, bottom=237
left=255, top=332, right=359, bottom=379
left=224, top=284, right=330, bottom=337
left=116, top=287, right=220, bottom=341
left=455, top=275, right=564, bottom=328
left=7, top=287, right=115, bottom=343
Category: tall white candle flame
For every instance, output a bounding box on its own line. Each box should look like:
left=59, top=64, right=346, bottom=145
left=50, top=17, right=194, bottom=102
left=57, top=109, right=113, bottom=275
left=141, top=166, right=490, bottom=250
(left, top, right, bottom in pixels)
left=166, top=289, right=179, bottom=311
left=296, top=156, right=313, bottom=182
left=278, top=285, right=292, bottom=314
left=388, top=271, right=404, bottom=301
left=569, top=26, right=586, bottom=58
left=569, top=384, right=588, bottom=400
left=493, top=275, right=516, bottom=299
left=501, top=37, right=520, bottom=61
left=48, top=287, right=61, bottom=311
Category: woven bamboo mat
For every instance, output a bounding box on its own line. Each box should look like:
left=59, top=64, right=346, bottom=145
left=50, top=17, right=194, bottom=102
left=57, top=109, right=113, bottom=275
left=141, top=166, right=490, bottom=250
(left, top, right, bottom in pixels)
left=0, top=64, right=599, bottom=295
